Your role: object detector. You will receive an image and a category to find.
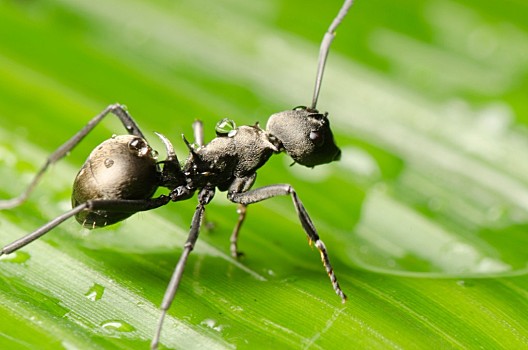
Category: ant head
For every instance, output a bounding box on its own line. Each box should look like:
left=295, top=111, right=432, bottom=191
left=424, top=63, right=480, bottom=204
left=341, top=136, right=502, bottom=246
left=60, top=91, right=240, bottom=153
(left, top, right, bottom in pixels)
left=266, top=107, right=341, bottom=167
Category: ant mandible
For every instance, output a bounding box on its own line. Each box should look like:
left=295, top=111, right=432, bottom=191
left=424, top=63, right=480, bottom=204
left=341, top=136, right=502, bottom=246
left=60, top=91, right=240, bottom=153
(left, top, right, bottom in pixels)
left=0, top=0, right=354, bottom=348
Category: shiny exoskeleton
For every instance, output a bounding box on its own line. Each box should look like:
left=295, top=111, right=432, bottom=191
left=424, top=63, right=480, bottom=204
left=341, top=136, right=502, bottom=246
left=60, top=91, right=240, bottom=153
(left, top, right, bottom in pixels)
left=0, top=1, right=354, bottom=349
left=73, top=106, right=340, bottom=230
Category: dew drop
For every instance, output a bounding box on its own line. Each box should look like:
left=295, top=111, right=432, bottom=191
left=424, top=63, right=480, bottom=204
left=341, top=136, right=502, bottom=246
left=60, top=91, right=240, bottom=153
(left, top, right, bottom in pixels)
left=85, top=283, right=105, bottom=301
left=215, top=118, right=237, bottom=136
left=101, top=320, right=135, bottom=333
left=0, top=251, right=31, bottom=264
left=200, top=318, right=224, bottom=332
left=456, top=280, right=475, bottom=288
left=104, top=158, right=114, bottom=168
left=230, top=305, right=243, bottom=312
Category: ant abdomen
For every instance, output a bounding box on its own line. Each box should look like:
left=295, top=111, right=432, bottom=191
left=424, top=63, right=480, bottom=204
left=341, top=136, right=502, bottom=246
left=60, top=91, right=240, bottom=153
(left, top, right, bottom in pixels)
left=72, top=135, right=160, bottom=227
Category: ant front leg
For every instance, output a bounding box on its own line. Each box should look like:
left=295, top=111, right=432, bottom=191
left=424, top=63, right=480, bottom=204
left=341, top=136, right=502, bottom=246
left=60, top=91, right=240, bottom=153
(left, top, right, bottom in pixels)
left=0, top=196, right=171, bottom=257
left=228, top=183, right=347, bottom=302
left=0, top=104, right=145, bottom=209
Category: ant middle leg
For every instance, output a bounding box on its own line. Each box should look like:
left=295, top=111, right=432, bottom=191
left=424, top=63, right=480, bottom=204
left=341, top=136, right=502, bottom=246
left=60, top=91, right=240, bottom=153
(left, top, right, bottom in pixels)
left=0, top=104, right=147, bottom=209
left=226, top=175, right=256, bottom=259
left=152, top=186, right=215, bottom=350
left=228, top=184, right=347, bottom=302
left=230, top=204, right=247, bottom=258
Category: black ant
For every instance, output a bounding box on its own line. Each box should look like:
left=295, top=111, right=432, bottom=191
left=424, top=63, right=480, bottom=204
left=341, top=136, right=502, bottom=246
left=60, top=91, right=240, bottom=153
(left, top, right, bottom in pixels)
left=0, top=0, right=354, bottom=348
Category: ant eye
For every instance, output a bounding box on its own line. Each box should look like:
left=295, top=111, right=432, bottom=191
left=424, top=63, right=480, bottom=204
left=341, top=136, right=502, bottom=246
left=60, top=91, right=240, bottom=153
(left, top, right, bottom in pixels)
left=309, top=131, right=324, bottom=146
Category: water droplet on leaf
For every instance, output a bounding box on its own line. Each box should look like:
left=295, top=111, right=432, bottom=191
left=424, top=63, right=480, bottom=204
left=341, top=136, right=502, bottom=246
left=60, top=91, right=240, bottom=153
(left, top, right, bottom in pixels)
left=101, top=320, right=135, bottom=333
left=85, top=283, right=105, bottom=301
left=0, top=251, right=30, bottom=264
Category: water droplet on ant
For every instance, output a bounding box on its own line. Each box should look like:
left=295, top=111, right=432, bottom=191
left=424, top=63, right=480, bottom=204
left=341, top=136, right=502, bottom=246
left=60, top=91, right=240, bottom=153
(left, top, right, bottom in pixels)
left=215, top=118, right=236, bottom=136
left=104, top=158, right=114, bottom=168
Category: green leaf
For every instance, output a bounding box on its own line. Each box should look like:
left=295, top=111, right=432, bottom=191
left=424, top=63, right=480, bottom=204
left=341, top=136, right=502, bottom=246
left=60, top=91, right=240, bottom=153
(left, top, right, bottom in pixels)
left=1, top=0, right=527, bottom=349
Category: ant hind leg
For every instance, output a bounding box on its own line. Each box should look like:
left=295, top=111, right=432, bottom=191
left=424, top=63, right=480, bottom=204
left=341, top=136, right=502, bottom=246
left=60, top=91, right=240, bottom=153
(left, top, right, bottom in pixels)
left=0, top=195, right=171, bottom=257
left=0, top=104, right=147, bottom=209
left=228, top=184, right=347, bottom=302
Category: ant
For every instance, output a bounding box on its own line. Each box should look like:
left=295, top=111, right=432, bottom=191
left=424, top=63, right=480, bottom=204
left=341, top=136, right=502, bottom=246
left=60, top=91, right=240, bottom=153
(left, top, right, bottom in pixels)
left=0, top=0, right=354, bottom=348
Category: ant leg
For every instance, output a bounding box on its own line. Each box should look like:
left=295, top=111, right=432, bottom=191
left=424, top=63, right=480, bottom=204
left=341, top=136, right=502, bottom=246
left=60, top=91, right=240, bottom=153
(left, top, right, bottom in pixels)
left=192, top=120, right=204, bottom=147
left=228, top=184, right=347, bottom=302
left=155, top=133, right=185, bottom=188
left=226, top=175, right=256, bottom=258
left=152, top=187, right=215, bottom=350
left=0, top=195, right=171, bottom=256
left=230, top=204, right=247, bottom=258
left=191, top=120, right=218, bottom=231
left=0, top=104, right=146, bottom=209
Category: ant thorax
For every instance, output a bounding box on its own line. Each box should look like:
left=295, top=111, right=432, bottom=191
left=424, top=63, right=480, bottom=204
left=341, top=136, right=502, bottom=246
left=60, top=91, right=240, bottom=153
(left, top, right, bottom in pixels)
left=182, top=122, right=279, bottom=191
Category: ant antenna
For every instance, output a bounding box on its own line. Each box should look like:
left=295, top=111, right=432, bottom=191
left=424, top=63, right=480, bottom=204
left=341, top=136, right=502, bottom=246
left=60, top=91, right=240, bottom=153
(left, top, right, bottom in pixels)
left=311, top=0, right=354, bottom=110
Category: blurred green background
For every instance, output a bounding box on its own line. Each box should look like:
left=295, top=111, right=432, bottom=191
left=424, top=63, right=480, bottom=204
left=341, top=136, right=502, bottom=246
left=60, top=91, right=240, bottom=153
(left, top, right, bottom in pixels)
left=1, top=0, right=527, bottom=349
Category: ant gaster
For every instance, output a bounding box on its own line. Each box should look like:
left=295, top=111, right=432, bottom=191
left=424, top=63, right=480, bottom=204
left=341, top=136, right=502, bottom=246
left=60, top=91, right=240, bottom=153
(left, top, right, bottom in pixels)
left=0, top=0, right=354, bottom=348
